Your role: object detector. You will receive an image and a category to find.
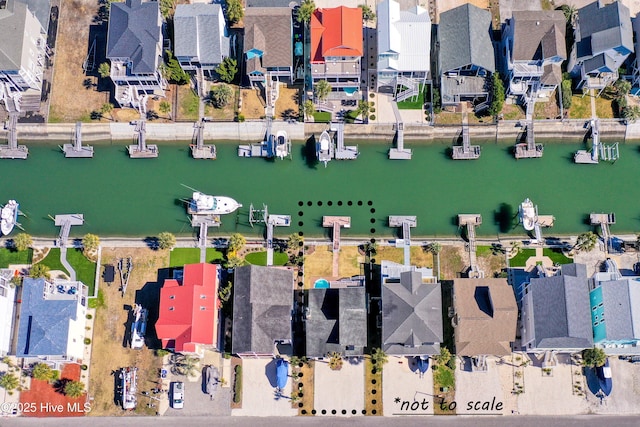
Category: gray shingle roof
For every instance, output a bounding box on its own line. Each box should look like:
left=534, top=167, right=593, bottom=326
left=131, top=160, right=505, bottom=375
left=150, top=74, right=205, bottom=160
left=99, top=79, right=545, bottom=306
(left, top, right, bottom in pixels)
left=16, top=278, right=80, bottom=357
left=232, top=266, right=293, bottom=355
left=575, top=0, right=633, bottom=61
left=305, top=287, right=367, bottom=358
left=244, top=8, right=293, bottom=70
left=174, top=4, right=229, bottom=66
left=598, top=279, right=638, bottom=340
left=382, top=271, right=443, bottom=355
left=21, top=0, right=50, bottom=32
left=106, top=0, right=161, bottom=74
left=510, top=10, right=566, bottom=61
left=0, top=1, right=31, bottom=71
left=529, top=264, right=593, bottom=349
left=246, top=0, right=299, bottom=7
left=439, top=3, right=495, bottom=74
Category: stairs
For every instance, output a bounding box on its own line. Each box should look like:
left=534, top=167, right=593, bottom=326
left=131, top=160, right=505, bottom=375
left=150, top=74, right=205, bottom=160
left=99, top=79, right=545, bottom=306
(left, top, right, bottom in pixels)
left=395, top=76, right=420, bottom=102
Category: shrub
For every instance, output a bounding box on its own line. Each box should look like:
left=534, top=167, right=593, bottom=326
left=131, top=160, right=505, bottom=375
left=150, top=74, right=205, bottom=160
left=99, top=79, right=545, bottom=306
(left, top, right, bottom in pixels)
left=81, top=365, right=88, bottom=371
left=86, top=314, right=92, bottom=320
left=233, top=365, right=243, bottom=403
left=369, top=93, right=375, bottom=98
left=236, top=113, right=245, bottom=122
left=84, top=338, right=91, bottom=345
left=155, top=349, right=170, bottom=357
left=434, top=366, right=455, bottom=389
left=369, top=115, right=376, bottom=120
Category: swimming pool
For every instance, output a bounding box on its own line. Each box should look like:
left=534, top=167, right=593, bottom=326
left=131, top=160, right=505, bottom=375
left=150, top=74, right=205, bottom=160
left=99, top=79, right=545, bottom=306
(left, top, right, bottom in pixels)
left=314, top=279, right=330, bottom=289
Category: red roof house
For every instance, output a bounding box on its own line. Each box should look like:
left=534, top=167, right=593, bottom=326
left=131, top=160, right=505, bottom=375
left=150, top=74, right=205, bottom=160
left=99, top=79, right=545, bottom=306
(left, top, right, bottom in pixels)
left=310, top=6, right=363, bottom=63
left=155, top=263, right=219, bottom=354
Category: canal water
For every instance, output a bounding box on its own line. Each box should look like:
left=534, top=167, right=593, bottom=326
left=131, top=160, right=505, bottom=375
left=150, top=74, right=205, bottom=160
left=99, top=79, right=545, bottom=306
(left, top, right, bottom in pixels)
left=1, top=140, right=639, bottom=239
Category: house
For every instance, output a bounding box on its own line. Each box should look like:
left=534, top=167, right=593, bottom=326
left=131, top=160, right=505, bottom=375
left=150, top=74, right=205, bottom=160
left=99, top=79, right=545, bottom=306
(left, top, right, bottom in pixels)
left=520, top=263, right=593, bottom=351
left=590, top=271, right=640, bottom=354
left=631, top=17, right=640, bottom=94
left=305, top=287, right=367, bottom=358
left=376, top=0, right=431, bottom=102
left=0, top=0, right=49, bottom=113
left=381, top=261, right=442, bottom=356
left=106, top=0, right=165, bottom=110
left=243, top=7, right=293, bottom=88
left=155, top=263, right=219, bottom=355
left=453, top=278, right=517, bottom=358
left=311, top=6, right=363, bottom=101
left=232, top=265, right=294, bottom=357
left=0, top=269, right=16, bottom=356
left=568, top=0, right=633, bottom=90
left=438, top=3, right=495, bottom=111
left=501, top=10, right=566, bottom=101
left=16, top=278, right=88, bottom=364
left=174, top=4, right=229, bottom=77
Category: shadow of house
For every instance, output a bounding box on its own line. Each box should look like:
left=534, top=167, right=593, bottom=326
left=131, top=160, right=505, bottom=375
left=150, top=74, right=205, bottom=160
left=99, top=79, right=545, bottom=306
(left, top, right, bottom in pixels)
left=136, top=268, right=170, bottom=350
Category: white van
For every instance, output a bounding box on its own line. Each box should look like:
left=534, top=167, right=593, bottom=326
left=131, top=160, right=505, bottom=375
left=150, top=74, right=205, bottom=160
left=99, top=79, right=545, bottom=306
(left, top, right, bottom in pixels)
left=171, top=381, right=184, bottom=409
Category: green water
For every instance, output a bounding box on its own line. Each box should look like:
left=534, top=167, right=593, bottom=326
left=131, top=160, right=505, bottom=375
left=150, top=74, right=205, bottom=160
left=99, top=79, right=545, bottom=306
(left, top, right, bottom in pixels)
left=1, top=140, right=640, bottom=239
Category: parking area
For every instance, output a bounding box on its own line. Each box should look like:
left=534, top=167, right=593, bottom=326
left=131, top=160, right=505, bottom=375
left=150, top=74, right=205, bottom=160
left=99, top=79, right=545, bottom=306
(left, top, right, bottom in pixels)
left=231, top=358, right=297, bottom=417
left=455, top=357, right=510, bottom=415
left=382, top=356, right=434, bottom=416
left=163, top=375, right=231, bottom=417
left=313, top=359, right=365, bottom=416
left=587, top=358, right=640, bottom=414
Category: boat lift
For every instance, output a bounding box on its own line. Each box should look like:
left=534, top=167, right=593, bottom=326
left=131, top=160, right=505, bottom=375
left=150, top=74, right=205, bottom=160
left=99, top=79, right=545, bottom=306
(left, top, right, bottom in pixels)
left=575, top=120, right=619, bottom=164
left=590, top=212, right=616, bottom=253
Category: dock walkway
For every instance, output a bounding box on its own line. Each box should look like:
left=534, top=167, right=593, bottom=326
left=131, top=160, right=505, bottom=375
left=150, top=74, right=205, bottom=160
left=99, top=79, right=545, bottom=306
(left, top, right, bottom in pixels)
left=54, top=214, right=84, bottom=281
left=389, top=216, right=417, bottom=265
left=322, top=216, right=350, bottom=277
left=590, top=212, right=616, bottom=253
left=458, top=214, right=483, bottom=278
left=389, top=102, right=412, bottom=159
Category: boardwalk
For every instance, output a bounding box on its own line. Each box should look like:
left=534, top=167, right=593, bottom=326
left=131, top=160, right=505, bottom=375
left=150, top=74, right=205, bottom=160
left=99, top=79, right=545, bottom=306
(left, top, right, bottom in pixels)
left=54, top=214, right=84, bottom=281
left=389, top=216, right=417, bottom=265
left=590, top=212, right=616, bottom=253
left=458, top=214, right=482, bottom=278
left=322, top=216, right=351, bottom=277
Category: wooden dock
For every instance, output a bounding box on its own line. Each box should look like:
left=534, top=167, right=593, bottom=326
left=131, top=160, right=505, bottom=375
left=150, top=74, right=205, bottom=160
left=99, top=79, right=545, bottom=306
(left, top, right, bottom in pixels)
left=322, top=216, right=350, bottom=277
left=0, top=112, right=28, bottom=159
left=191, top=214, right=221, bottom=263
left=389, top=216, right=416, bottom=265
left=128, top=120, right=158, bottom=158
left=54, top=214, right=85, bottom=281
left=190, top=119, right=216, bottom=159
left=458, top=214, right=483, bottom=278
left=389, top=102, right=412, bottom=159
left=331, top=122, right=359, bottom=160
left=452, top=112, right=480, bottom=160
left=590, top=212, right=616, bottom=253
left=62, top=122, right=94, bottom=158
left=266, top=214, right=291, bottom=266
left=514, top=107, right=543, bottom=158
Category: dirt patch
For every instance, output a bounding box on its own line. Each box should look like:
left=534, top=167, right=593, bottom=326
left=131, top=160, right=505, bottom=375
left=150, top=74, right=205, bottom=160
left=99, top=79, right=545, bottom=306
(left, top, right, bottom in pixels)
left=476, top=249, right=507, bottom=278
left=303, top=245, right=333, bottom=288
left=534, top=98, right=561, bottom=120
left=88, top=247, right=168, bottom=416
left=21, top=364, right=86, bottom=417
left=205, top=83, right=238, bottom=121
left=295, top=360, right=314, bottom=415
left=240, top=88, right=265, bottom=119
left=275, top=85, right=300, bottom=121
left=439, top=246, right=466, bottom=280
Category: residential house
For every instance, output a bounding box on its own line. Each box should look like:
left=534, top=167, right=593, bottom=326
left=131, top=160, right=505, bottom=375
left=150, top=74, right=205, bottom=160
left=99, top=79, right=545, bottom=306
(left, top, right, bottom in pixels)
left=305, top=286, right=367, bottom=358
left=438, top=3, right=495, bottom=111
left=631, top=16, right=640, bottom=94
left=0, top=269, right=16, bottom=356
left=174, top=4, right=229, bottom=78
left=453, top=278, right=517, bottom=364
left=106, top=0, right=165, bottom=110
left=311, top=6, right=363, bottom=101
left=381, top=261, right=442, bottom=356
left=501, top=10, right=566, bottom=101
left=568, top=0, right=633, bottom=90
left=246, top=0, right=300, bottom=6
left=232, top=265, right=294, bottom=358
left=590, top=270, right=640, bottom=354
left=16, top=278, right=88, bottom=364
left=0, top=0, right=49, bottom=113
left=155, top=263, right=219, bottom=356
left=520, top=263, right=593, bottom=351
left=376, top=0, right=431, bottom=102
left=243, top=7, right=293, bottom=88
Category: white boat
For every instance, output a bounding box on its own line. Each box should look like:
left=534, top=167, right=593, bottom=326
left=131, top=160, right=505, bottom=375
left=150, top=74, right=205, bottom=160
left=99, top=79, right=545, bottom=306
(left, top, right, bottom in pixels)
left=189, top=192, right=242, bottom=215
left=130, top=304, right=148, bottom=350
left=120, top=367, right=138, bottom=410
left=519, top=198, right=536, bottom=231
left=0, top=200, right=19, bottom=236
left=317, top=130, right=333, bottom=166
left=274, top=130, right=289, bottom=160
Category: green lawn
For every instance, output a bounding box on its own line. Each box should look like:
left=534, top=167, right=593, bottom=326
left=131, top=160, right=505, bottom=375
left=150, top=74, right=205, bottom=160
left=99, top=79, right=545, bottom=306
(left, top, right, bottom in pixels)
left=37, top=248, right=97, bottom=294
left=344, top=110, right=360, bottom=123
left=509, top=249, right=536, bottom=267
left=0, top=248, right=32, bottom=268
left=169, top=248, right=225, bottom=267
left=397, top=85, right=425, bottom=110
left=38, top=248, right=69, bottom=273
left=543, top=248, right=573, bottom=265
left=312, top=112, right=331, bottom=123
left=568, top=94, right=615, bottom=119
left=244, top=251, right=288, bottom=266
left=476, top=245, right=502, bottom=257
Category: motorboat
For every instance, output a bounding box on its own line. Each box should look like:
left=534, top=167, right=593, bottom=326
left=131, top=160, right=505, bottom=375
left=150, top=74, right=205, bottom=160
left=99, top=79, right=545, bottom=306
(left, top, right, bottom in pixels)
left=274, top=130, right=290, bottom=160
left=276, top=358, right=289, bottom=391
left=130, top=304, right=148, bottom=350
left=519, top=198, right=536, bottom=231
left=596, top=359, right=612, bottom=396
left=317, top=130, right=333, bottom=167
left=120, top=367, right=138, bottom=410
left=189, top=192, right=242, bottom=215
left=0, top=200, right=18, bottom=236
left=204, top=366, right=220, bottom=400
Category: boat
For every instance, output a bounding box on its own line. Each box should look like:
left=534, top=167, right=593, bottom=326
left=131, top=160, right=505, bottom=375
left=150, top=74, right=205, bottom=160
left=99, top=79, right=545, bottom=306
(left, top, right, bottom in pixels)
left=316, top=130, right=333, bottom=167
left=416, top=356, right=429, bottom=375
left=204, top=366, right=220, bottom=400
left=0, top=200, right=18, bottom=236
left=274, top=130, right=290, bottom=160
left=189, top=192, right=242, bottom=215
left=276, top=358, right=289, bottom=391
left=120, top=367, right=138, bottom=410
left=596, top=359, right=613, bottom=396
left=519, top=198, right=536, bottom=231
left=130, top=304, right=148, bottom=349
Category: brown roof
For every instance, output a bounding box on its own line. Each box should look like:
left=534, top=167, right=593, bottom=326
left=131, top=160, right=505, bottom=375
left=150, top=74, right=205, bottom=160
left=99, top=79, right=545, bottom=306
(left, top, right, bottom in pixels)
left=244, top=7, right=292, bottom=70
left=511, top=10, right=566, bottom=62
left=453, top=278, right=518, bottom=356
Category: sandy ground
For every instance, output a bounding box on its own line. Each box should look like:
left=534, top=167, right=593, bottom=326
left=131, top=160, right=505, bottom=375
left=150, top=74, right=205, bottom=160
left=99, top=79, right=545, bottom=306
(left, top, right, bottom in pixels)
left=275, top=86, right=301, bottom=121
left=313, top=360, right=365, bottom=416
left=240, top=89, right=265, bottom=119
left=383, top=356, right=435, bottom=416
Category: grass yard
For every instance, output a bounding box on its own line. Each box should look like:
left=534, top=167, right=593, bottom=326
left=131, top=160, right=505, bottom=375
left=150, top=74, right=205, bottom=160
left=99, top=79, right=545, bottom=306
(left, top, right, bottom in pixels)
left=543, top=248, right=573, bottom=265
left=373, top=246, right=433, bottom=268
left=38, top=248, right=69, bottom=274
left=434, top=112, right=462, bottom=125
left=439, top=246, right=465, bottom=280
left=206, top=84, right=238, bottom=121
left=501, top=104, right=525, bottom=120
left=568, top=94, right=615, bottom=119
left=509, top=248, right=536, bottom=267
left=0, top=248, right=32, bottom=267
left=396, top=85, right=424, bottom=110
left=304, top=245, right=334, bottom=287
left=476, top=245, right=507, bottom=277
left=37, top=248, right=96, bottom=294
left=337, top=246, right=364, bottom=278
left=177, top=85, right=199, bottom=121
left=244, top=251, right=288, bottom=266
left=312, top=111, right=331, bottom=122
left=169, top=247, right=225, bottom=267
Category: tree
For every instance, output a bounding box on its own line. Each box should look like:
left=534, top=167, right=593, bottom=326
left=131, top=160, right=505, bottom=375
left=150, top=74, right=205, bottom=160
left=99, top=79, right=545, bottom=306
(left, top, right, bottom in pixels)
left=209, top=84, right=233, bottom=108
left=162, top=51, right=189, bottom=85
left=370, top=348, right=388, bottom=370
left=157, top=232, right=176, bottom=250
left=582, top=347, right=607, bottom=368
left=623, top=105, right=640, bottom=123
left=0, top=373, right=19, bottom=392
left=356, top=100, right=371, bottom=121
left=225, top=0, right=243, bottom=25
left=224, top=255, right=244, bottom=269
left=434, top=347, right=452, bottom=366
left=297, top=0, right=315, bottom=25
left=218, top=280, right=233, bottom=304
left=303, top=100, right=315, bottom=119
left=215, top=57, right=238, bottom=84
left=228, top=233, right=246, bottom=254
left=359, top=4, right=375, bottom=22
left=100, top=103, right=114, bottom=121
left=174, top=355, right=200, bottom=377
left=32, top=363, right=59, bottom=383
left=98, top=62, right=110, bottom=79
left=561, top=78, right=572, bottom=110
left=613, top=78, right=631, bottom=97
left=287, top=233, right=304, bottom=251
left=561, top=4, right=577, bottom=24
left=82, top=233, right=100, bottom=254
left=159, top=0, right=174, bottom=19
left=328, top=352, right=343, bottom=371
left=63, top=380, right=85, bottom=398
left=29, top=263, right=50, bottom=279
left=314, top=80, right=331, bottom=102
left=363, top=241, right=377, bottom=258
left=575, top=231, right=597, bottom=253
left=13, top=233, right=32, bottom=251
left=427, top=242, right=442, bottom=255
left=159, top=101, right=171, bottom=119
left=488, top=72, right=505, bottom=117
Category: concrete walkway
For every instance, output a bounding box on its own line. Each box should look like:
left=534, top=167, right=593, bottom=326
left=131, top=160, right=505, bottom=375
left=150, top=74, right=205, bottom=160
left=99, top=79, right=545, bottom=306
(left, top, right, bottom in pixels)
left=59, top=246, right=76, bottom=281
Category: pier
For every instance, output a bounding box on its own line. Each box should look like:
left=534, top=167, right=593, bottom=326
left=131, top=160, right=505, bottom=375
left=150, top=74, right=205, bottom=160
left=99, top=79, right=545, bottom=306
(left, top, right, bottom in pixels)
left=266, top=214, right=290, bottom=266
left=388, top=101, right=412, bottom=159
left=322, top=216, right=351, bottom=277
left=515, top=101, right=543, bottom=158
left=62, top=122, right=94, bottom=158
left=534, top=215, right=555, bottom=243
left=128, top=119, right=158, bottom=158
left=452, top=112, right=480, bottom=160
left=238, top=117, right=291, bottom=159
left=389, top=216, right=416, bottom=265
left=590, top=212, right=616, bottom=253
left=458, top=214, right=483, bottom=278
left=0, top=112, right=28, bottom=159
left=575, top=120, right=619, bottom=164
left=191, top=214, right=221, bottom=263
left=190, top=119, right=216, bottom=159
left=54, top=214, right=85, bottom=281
left=331, top=122, right=359, bottom=160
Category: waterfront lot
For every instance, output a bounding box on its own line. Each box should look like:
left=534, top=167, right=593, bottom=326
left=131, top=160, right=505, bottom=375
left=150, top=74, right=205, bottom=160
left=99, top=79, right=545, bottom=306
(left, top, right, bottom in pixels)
left=313, top=359, right=365, bottom=416
left=382, top=356, right=434, bottom=416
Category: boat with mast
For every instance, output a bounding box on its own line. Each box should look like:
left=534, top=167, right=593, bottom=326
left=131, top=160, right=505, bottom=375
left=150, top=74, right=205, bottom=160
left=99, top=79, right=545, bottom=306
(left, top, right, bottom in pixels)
left=130, top=304, right=148, bottom=349
left=119, top=367, right=138, bottom=410
left=0, top=200, right=19, bottom=236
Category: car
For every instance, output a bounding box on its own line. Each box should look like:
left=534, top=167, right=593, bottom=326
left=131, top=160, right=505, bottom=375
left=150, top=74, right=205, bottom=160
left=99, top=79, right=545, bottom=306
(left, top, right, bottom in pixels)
left=170, top=381, right=184, bottom=409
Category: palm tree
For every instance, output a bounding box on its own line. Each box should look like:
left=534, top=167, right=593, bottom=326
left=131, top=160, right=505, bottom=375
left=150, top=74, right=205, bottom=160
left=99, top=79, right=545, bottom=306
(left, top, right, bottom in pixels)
left=623, top=105, right=640, bottom=123
left=434, top=347, right=452, bottom=366
left=100, top=103, right=114, bottom=121
left=303, top=100, right=315, bottom=120
left=314, top=80, right=332, bottom=102
left=287, top=233, right=304, bottom=251
left=63, top=380, right=85, bottom=398
left=575, top=231, right=597, bottom=252
left=225, top=255, right=244, bottom=269
left=174, top=355, right=200, bottom=377
left=98, top=62, right=110, bottom=79
left=561, top=4, right=577, bottom=25
left=427, top=242, right=442, bottom=255
left=363, top=241, right=377, bottom=259
left=297, top=0, right=315, bottom=25
left=29, top=263, right=50, bottom=279
left=228, top=233, right=246, bottom=254
left=13, top=233, right=33, bottom=252
left=582, top=347, right=607, bottom=368
left=157, top=232, right=176, bottom=250
left=82, top=233, right=100, bottom=255
left=0, top=373, right=19, bottom=392
left=370, top=348, right=388, bottom=370
left=328, top=352, right=343, bottom=371
left=32, top=363, right=59, bottom=383
left=159, top=101, right=171, bottom=119
left=356, top=100, right=370, bottom=121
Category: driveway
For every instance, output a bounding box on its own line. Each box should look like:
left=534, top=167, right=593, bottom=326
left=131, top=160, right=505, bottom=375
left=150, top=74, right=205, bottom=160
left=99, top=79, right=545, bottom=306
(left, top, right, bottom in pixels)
left=164, top=373, right=231, bottom=417
left=383, top=356, right=434, bottom=416
left=455, top=357, right=510, bottom=415
left=314, top=358, right=365, bottom=416
left=586, top=358, right=640, bottom=414
left=231, top=358, right=297, bottom=417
